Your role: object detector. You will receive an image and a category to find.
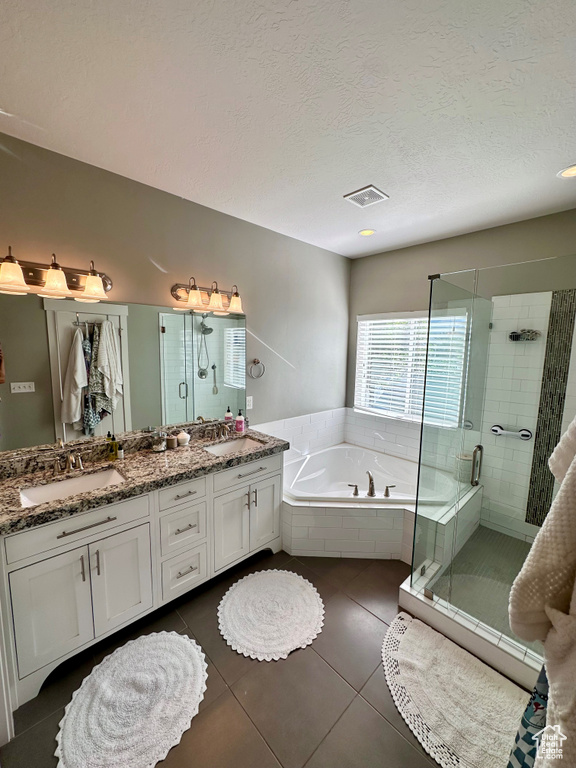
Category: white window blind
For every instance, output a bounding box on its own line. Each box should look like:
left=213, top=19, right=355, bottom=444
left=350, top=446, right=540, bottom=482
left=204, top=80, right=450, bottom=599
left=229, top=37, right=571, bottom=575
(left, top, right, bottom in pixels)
left=354, top=312, right=467, bottom=427
left=224, top=328, right=246, bottom=389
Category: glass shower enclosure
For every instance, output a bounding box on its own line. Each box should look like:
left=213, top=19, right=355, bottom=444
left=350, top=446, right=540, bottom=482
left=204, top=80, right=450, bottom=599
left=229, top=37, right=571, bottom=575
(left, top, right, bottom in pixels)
left=410, top=254, right=576, bottom=663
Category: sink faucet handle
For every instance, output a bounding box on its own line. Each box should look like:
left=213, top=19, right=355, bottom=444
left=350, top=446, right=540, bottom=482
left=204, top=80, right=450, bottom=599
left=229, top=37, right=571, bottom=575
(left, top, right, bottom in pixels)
left=348, top=484, right=359, bottom=497
left=384, top=485, right=396, bottom=498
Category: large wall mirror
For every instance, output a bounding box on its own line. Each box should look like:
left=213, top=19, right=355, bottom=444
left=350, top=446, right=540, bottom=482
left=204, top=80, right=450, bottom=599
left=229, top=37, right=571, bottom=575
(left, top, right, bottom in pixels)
left=0, top=296, right=246, bottom=451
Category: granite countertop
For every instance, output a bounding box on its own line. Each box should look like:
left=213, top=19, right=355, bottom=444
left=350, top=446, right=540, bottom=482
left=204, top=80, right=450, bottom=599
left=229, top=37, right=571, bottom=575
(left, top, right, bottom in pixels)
left=0, top=430, right=289, bottom=536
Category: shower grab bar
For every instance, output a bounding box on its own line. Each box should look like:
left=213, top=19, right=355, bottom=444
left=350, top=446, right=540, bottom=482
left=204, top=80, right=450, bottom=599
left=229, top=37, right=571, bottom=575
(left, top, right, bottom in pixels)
left=471, top=444, right=483, bottom=487
left=490, top=425, right=532, bottom=441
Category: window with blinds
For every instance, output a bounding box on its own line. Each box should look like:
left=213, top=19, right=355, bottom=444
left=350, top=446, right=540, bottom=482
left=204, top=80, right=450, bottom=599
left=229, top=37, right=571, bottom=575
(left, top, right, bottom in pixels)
left=354, top=312, right=468, bottom=427
left=224, top=327, right=246, bottom=389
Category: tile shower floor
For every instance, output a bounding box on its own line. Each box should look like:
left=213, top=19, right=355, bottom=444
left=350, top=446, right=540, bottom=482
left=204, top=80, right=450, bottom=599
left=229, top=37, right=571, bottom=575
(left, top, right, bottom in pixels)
left=0, top=551, right=440, bottom=768
left=430, top=526, right=541, bottom=653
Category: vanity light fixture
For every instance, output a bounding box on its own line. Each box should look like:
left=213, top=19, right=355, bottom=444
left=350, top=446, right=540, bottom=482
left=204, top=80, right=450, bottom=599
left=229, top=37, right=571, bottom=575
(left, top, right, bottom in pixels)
left=0, top=246, right=30, bottom=295
left=173, top=276, right=204, bottom=311
left=358, top=229, right=376, bottom=236
left=228, top=285, right=244, bottom=314
left=557, top=164, right=576, bottom=178
left=74, top=261, right=109, bottom=303
left=170, top=279, right=244, bottom=315
left=37, top=254, right=72, bottom=299
left=208, top=282, right=229, bottom=316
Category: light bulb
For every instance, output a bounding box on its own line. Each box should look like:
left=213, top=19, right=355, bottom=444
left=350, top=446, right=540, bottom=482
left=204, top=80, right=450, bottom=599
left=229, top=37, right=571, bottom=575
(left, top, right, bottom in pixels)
left=0, top=247, right=30, bottom=295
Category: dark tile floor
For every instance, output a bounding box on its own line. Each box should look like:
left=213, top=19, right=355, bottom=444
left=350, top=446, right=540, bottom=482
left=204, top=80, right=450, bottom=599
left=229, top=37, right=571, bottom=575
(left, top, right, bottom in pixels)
left=0, top=551, right=438, bottom=768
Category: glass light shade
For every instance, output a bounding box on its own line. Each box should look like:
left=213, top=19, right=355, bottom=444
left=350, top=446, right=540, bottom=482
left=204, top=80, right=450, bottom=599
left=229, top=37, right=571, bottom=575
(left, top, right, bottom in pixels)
left=38, top=265, right=72, bottom=298
left=229, top=293, right=244, bottom=314
left=208, top=289, right=225, bottom=313
left=175, top=286, right=203, bottom=311
left=0, top=259, right=30, bottom=295
left=75, top=273, right=108, bottom=303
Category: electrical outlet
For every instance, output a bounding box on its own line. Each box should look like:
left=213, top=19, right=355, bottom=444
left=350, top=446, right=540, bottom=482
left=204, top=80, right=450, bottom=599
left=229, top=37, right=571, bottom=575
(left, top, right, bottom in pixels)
left=10, top=381, right=35, bottom=393
left=246, top=396, right=253, bottom=410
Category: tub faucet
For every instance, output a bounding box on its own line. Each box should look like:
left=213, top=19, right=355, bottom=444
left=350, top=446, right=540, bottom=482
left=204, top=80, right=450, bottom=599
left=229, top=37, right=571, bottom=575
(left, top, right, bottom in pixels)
left=366, top=470, right=376, bottom=497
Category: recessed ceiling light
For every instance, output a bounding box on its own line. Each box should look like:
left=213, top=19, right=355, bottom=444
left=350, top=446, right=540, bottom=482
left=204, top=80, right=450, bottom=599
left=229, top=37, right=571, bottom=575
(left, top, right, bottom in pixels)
left=359, top=229, right=376, bottom=236
left=557, top=164, right=576, bottom=178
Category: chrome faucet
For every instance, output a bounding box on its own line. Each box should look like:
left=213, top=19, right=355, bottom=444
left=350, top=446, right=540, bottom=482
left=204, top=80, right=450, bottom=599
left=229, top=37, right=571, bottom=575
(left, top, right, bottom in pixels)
left=366, top=470, right=376, bottom=497
left=384, top=485, right=396, bottom=498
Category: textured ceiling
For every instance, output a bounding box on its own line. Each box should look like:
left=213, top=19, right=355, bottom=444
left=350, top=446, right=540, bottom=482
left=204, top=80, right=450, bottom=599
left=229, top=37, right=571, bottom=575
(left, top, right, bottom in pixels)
left=0, top=0, right=575, bottom=258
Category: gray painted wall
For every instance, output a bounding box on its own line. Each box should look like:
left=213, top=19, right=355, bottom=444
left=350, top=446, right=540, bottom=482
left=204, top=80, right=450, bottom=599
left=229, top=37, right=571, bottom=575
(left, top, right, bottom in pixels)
left=348, top=210, right=576, bottom=404
left=0, top=132, right=350, bottom=425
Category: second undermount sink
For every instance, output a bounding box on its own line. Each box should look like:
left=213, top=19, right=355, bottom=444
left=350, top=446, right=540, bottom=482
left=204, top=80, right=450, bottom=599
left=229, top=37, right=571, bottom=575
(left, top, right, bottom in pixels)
left=20, top=468, right=126, bottom=509
left=204, top=437, right=263, bottom=457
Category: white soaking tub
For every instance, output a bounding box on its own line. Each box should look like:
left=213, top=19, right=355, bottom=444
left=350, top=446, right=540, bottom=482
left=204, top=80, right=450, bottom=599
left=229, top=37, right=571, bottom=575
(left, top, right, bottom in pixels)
left=283, top=443, right=456, bottom=506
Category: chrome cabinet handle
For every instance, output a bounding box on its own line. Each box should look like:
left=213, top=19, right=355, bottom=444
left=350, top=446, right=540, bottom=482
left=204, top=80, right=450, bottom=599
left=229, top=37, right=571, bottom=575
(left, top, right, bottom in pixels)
left=174, top=490, right=197, bottom=500
left=245, top=492, right=251, bottom=510
left=174, top=523, right=198, bottom=536
left=237, top=466, right=266, bottom=479
left=95, top=549, right=101, bottom=576
left=253, top=488, right=258, bottom=507
left=80, top=554, right=86, bottom=582
left=56, top=516, right=117, bottom=539
left=177, top=565, right=198, bottom=580
left=471, top=444, right=483, bottom=487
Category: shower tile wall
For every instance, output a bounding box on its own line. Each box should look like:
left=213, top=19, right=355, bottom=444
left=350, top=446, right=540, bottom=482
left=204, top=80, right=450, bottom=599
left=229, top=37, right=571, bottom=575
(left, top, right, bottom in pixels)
left=479, top=292, right=551, bottom=539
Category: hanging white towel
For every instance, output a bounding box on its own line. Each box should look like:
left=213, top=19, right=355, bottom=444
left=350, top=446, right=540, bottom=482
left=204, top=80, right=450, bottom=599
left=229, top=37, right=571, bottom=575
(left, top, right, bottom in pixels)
left=510, top=419, right=576, bottom=767
left=96, top=320, right=123, bottom=407
left=61, top=329, right=88, bottom=424
left=548, top=413, right=576, bottom=483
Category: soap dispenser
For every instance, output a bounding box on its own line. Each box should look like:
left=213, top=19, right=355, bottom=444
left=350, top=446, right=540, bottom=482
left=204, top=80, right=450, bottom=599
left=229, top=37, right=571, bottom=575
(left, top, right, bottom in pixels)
left=235, top=409, right=245, bottom=434
left=225, top=406, right=233, bottom=422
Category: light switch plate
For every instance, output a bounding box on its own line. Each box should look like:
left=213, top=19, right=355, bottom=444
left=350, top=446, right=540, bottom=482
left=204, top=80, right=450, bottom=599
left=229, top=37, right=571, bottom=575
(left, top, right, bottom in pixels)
left=10, top=382, right=35, bottom=393
left=246, top=396, right=253, bottom=410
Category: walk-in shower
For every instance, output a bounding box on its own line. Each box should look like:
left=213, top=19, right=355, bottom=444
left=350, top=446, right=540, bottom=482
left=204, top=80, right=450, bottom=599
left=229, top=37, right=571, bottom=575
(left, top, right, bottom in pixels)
left=401, top=253, right=576, bottom=685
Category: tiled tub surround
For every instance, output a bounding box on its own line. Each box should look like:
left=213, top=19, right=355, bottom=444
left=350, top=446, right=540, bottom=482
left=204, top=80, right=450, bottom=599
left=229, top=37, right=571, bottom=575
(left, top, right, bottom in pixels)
left=0, top=428, right=288, bottom=535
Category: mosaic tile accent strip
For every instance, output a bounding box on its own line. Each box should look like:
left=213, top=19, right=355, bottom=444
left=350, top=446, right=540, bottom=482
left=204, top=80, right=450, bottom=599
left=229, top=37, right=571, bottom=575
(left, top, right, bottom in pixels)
left=526, top=289, right=576, bottom=526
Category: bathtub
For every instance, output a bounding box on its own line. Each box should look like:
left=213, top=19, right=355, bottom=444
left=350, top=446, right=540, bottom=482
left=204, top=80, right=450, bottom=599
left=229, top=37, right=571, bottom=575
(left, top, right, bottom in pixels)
left=284, top=444, right=457, bottom=505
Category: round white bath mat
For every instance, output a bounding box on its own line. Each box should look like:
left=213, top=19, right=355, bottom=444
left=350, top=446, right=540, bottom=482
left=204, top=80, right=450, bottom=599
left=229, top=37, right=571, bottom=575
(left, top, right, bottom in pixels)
left=382, top=613, right=529, bottom=768
left=218, top=569, right=324, bottom=661
left=55, top=631, right=208, bottom=768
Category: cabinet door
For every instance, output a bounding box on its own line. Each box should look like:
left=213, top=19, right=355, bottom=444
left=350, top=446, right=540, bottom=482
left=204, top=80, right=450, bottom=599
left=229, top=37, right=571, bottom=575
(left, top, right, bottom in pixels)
left=9, top=546, right=94, bottom=678
left=90, top=524, right=153, bottom=637
left=214, top=486, right=251, bottom=571
left=250, top=474, right=281, bottom=551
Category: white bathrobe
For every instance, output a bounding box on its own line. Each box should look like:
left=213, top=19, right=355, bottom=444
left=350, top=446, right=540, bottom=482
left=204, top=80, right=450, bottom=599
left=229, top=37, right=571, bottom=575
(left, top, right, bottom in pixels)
left=96, top=320, right=123, bottom=407
left=509, top=417, right=576, bottom=767
left=61, top=328, right=87, bottom=424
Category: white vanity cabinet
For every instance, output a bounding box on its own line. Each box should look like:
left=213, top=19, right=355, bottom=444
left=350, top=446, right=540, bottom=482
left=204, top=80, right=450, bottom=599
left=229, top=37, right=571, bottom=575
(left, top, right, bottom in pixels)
left=0, top=450, right=284, bottom=725
left=213, top=458, right=282, bottom=571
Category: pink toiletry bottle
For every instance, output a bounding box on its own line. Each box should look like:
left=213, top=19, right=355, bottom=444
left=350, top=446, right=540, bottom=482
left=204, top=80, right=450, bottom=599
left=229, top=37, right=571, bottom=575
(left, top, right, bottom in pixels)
left=235, top=409, right=245, bottom=433
left=225, top=406, right=233, bottom=422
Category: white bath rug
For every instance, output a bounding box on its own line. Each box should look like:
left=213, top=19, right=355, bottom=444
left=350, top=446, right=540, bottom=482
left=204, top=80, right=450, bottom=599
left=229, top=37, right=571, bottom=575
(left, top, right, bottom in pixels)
left=55, top=631, right=208, bottom=768
left=218, top=569, right=324, bottom=661
left=382, top=613, right=529, bottom=768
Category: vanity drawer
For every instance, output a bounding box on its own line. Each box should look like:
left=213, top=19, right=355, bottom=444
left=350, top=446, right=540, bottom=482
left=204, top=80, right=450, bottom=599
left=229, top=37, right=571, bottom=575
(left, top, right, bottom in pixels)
left=213, top=455, right=282, bottom=494
left=5, top=495, right=150, bottom=565
left=158, top=477, right=206, bottom=511
left=161, top=543, right=208, bottom=601
left=159, top=502, right=207, bottom=557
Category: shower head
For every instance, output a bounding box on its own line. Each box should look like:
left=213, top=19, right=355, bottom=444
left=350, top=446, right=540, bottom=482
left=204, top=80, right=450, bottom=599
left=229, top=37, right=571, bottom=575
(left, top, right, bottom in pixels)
left=200, top=315, right=213, bottom=335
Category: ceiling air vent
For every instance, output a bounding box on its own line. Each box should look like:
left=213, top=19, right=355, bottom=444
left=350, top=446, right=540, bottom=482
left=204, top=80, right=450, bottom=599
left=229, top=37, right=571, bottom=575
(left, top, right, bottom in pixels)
left=343, top=185, right=389, bottom=208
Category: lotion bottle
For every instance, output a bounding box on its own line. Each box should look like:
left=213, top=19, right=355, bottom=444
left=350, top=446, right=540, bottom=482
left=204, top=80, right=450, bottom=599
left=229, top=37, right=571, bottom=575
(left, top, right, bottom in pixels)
left=235, top=409, right=245, bottom=434
left=225, top=406, right=233, bottom=422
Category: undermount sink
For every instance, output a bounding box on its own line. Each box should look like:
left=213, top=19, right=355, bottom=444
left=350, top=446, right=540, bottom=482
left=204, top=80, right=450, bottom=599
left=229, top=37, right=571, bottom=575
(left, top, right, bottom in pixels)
left=203, top=437, right=263, bottom=457
left=20, top=468, right=126, bottom=509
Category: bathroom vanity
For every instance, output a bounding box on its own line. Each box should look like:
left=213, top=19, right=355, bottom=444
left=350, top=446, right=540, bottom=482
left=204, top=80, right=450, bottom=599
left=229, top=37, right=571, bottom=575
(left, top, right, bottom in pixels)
left=0, top=429, right=288, bottom=722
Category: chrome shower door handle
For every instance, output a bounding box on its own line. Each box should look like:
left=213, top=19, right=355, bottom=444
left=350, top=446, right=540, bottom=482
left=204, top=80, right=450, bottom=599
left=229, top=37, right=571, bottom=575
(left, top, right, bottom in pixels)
left=471, top=444, right=483, bottom=486
left=179, top=382, right=186, bottom=399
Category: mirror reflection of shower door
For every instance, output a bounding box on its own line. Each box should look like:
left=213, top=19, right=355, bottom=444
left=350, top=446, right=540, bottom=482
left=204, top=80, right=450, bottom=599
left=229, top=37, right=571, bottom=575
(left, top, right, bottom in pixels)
left=160, top=314, right=193, bottom=424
